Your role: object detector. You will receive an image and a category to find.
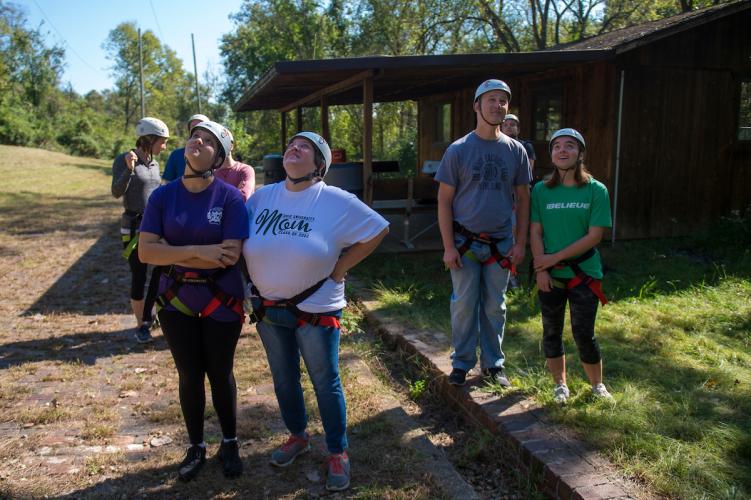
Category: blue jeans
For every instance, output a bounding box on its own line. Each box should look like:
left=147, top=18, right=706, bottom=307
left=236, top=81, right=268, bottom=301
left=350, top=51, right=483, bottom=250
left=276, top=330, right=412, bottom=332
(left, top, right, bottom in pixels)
left=256, top=304, right=347, bottom=454
left=449, top=234, right=511, bottom=372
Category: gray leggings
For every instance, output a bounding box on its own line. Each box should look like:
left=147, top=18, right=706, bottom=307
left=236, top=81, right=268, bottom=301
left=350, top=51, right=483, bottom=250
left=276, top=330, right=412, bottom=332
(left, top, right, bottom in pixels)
left=538, top=280, right=602, bottom=364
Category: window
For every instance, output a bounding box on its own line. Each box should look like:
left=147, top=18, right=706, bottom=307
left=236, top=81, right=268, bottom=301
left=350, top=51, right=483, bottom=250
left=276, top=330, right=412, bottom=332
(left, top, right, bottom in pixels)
left=738, top=81, right=751, bottom=141
left=532, top=83, right=564, bottom=141
left=434, top=102, right=451, bottom=143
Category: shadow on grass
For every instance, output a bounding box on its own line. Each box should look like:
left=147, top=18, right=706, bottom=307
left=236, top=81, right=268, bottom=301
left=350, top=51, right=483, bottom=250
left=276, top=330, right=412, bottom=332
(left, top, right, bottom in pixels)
left=0, top=327, right=169, bottom=368
left=0, top=192, right=117, bottom=236
left=502, top=308, right=751, bottom=496
left=53, top=407, right=453, bottom=499
left=23, top=223, right=139, bottom=316
left=64, top=162, right=112, bottom=176
left=355, top=233, right=751, bottom=327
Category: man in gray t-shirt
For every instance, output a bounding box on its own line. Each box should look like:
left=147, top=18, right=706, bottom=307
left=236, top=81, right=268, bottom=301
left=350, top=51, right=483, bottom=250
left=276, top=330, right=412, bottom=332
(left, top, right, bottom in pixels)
left=435, top=79, right=531, bottom=388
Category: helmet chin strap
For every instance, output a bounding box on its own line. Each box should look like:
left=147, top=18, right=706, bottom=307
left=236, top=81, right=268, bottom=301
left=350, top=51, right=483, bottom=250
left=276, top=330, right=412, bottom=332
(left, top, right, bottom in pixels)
left=479, top=109, right=503, bottom=128
left=555, top=159, right=581, bottom=181
left=183, top=160, right=214, bottom=179
left=287, top=167, right=323, bottom=184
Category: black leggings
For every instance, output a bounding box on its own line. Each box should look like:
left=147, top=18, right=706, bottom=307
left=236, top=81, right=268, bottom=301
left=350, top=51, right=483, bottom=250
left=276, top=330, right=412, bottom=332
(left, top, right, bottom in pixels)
left=538, top=280, right=602, bottom=364
left=158, top=309, right=242, bottom=444
left=124, top=241, right=161, bottom=322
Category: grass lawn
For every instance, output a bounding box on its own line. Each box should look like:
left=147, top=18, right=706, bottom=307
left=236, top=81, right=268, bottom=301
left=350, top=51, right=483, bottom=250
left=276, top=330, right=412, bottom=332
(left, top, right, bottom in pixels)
left=354, top=215, right=751, bottom=499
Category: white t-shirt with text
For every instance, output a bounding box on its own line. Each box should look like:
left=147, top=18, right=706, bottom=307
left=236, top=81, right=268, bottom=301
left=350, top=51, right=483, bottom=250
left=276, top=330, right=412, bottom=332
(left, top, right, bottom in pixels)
left=243, top=181, right=388, bottom=313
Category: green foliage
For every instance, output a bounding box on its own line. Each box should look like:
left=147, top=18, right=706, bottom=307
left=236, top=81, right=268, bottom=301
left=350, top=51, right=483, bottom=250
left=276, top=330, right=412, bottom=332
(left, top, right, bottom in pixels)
left=407, top=378, right=427, bottom=400
left=1, top=0, right=739, bottom=163
left=102, top=22, right=203, bottom=135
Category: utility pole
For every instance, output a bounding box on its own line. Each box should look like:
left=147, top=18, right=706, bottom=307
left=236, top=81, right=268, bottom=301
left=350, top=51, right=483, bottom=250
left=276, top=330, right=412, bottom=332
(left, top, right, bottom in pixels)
left=192, top=33, right=202, bottom=113
left=139, top=28, right=145, bottom=117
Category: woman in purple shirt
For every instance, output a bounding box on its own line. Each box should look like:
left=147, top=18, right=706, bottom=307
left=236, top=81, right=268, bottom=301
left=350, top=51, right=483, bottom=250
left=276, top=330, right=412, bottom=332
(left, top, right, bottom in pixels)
left=139, top=121, right=249, bottom=481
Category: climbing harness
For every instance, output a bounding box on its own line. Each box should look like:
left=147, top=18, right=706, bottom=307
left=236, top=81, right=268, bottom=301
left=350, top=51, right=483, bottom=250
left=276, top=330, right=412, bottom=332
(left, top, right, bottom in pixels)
left=155, top=265, right=245, bottom=319
left=248, top=278, right=341, bottom=329
left=453, top=221, right=513, bottom=271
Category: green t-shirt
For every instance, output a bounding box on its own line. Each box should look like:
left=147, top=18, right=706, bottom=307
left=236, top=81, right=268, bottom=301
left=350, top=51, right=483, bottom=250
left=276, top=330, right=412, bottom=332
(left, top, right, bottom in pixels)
left=530, top=178, right=612, bottom=279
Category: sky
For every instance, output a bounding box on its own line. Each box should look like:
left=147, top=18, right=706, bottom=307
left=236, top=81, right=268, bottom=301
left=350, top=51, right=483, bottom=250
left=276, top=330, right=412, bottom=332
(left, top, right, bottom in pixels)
left=20, top=0, right=245, bottom=95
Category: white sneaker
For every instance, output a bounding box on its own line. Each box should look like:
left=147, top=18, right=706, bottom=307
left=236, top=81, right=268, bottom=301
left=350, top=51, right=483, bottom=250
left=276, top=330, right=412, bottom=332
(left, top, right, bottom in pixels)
left=553, top=383, right=570, bottom=403
left=592, top=383, right=613, bottom=400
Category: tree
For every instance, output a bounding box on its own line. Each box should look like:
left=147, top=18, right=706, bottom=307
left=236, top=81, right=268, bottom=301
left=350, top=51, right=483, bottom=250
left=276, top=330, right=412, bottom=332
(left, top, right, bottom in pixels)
left=103, top=22, right=196, bottom=134
left=0, top=1, right=65, bottom=145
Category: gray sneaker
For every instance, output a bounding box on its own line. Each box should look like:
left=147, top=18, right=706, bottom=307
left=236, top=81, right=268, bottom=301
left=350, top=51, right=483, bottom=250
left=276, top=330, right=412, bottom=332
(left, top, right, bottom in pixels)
left=325, top=451, right=350, bottom=491
left=592, top=383, right=614, bottom=400
left=270, top=433, right=310, bottom=467
left=553, top=383, right=570, bottom=404
left=134, top=324, right=153, bottom=344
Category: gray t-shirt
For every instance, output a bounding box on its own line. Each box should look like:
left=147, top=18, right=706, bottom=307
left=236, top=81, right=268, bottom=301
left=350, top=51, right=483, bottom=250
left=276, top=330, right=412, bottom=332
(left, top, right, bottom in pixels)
left=111, top=151, right=161, bottom=230
left=435, top=131, right=531, bottom=239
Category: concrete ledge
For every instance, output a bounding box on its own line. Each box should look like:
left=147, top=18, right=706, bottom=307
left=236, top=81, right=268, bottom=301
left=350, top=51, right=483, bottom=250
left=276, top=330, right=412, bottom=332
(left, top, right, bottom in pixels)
left=349, top=280, right=648, bottom=500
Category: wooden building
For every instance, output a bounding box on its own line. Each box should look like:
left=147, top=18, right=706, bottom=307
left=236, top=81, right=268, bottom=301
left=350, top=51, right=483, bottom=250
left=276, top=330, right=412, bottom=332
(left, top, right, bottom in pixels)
left=234, top=1, right=751, bottom=239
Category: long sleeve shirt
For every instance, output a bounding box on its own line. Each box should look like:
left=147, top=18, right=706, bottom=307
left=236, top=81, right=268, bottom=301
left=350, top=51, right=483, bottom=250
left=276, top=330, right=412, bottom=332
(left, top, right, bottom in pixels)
left=111, top=151, right=161, bottom=230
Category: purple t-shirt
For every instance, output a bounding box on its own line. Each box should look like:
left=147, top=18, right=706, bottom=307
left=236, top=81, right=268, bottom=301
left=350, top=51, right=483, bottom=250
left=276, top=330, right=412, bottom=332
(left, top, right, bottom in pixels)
left=141, top=179, right=249, bottom=322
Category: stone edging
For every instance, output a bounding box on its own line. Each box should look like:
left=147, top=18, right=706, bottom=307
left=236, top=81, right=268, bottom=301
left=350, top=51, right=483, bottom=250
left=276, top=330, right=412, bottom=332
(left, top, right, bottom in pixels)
left=348, top=279, right=647, bottom=500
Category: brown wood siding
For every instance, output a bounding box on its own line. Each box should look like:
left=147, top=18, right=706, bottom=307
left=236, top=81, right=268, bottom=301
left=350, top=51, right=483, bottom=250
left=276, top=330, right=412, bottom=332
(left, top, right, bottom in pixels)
left=616, top=66, right=744, bottom=238
left=614, top=9, right=751, bottom=238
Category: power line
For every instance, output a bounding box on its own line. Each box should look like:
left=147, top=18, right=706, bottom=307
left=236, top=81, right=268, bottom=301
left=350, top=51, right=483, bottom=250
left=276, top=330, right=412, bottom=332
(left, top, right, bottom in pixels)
left=148, top=0, right=165, bottom=41
left=30, top=0, right=98, bottom=72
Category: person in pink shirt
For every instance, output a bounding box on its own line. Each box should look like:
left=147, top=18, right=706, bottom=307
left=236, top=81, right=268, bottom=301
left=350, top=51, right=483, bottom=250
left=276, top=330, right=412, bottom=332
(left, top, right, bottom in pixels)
left=214, top=129, right=255, bottom=201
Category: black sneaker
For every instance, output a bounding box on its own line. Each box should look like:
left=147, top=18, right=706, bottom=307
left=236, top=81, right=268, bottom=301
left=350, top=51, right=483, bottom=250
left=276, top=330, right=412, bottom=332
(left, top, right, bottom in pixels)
left=217, top=440, right=243, bottom=478
left=484, top=367, right=511, bottom=388
left=448, top=368, right=467, bottom=386
left=134, top=324, right=153, bottom=344
left=178, top=445, right=206, bottom=481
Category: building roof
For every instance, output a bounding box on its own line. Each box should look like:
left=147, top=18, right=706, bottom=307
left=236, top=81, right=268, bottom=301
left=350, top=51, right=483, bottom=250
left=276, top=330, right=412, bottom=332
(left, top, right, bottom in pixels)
left=553, top=0, right=749, bottom=53
left=233, top=50, right=611, bottom=112
left=234, top=0, right=750, bottom=112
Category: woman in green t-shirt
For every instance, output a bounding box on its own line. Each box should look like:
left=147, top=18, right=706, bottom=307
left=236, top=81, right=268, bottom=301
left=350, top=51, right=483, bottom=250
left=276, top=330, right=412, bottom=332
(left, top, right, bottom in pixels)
left=529, top=128, right=613, bottom=404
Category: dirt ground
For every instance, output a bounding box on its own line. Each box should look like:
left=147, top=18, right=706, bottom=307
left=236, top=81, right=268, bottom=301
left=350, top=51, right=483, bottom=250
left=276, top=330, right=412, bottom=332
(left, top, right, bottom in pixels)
left=0, top=205, right=443, bottom=498
left=0, top=151, right=524, bottom=499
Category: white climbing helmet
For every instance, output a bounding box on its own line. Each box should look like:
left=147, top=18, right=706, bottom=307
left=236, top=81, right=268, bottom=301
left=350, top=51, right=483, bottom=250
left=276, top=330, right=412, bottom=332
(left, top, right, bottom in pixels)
left=474, top=79, right=512, bottom=102
left=187, top=114, right=210, bottom=130
left=136, top=117, right=169, bottom=138
left=549, top=128, right=586, bottom=153
left=290, top=131, right=332, bottom=177
left=503, top=114, right=520, bottom=124
left=191, top=120, right=232, bottom=165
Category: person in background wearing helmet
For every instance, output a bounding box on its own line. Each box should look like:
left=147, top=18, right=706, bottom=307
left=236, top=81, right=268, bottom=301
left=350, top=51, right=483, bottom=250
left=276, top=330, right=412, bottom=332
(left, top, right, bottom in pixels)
left=162, top=113, right=210, bottom=183
left=242, top=131, right=389, bottom=492
left=111, top=117, right=169, bottom=344
left=501, top=114, right=535, bottom=171
left=530, top=128, right=613, bottom=404
left=501, top=113, right=536, bottom=290
left=138, top=120, right=249, bottom=481
left=214, top=128, right=255, bottom=202
left=435, top=79, right=531, bottom=388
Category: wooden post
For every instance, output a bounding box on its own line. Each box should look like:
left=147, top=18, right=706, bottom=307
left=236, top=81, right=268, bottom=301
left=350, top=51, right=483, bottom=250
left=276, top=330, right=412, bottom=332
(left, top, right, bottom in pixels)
left=296, top=107, right=303, bottom=132
left=363, top=76, right=373, bottom=205
left=280, top=112, right=287, bottom=152
left=321, top=95, right=330, bottom=144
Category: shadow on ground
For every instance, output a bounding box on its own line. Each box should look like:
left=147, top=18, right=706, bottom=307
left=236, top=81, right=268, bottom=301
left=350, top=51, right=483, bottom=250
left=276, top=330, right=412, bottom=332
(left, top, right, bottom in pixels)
left=23, top=224, right=143, bottom=317
left=0, top=327, right=169, bottom=368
